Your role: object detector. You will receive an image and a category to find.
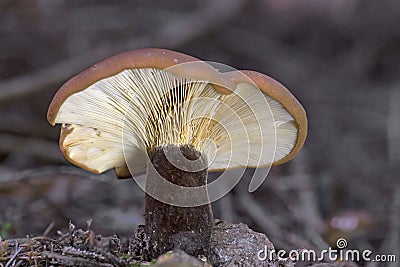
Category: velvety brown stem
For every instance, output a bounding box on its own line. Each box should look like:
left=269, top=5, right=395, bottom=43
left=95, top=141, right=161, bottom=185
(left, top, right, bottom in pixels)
left=144, top=145, right=213, bottom=260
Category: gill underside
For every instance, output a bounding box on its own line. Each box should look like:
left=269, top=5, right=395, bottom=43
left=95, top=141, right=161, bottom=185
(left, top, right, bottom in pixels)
left=55, top=68, right=298, bottom=175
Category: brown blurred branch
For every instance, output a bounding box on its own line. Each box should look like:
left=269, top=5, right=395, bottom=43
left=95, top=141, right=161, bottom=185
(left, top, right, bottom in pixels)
left=0, top=0, right=244, bottom=105
left=380, top=188, right=400, bottom=266
left=0, top=165, right=113, bottom=184
left=236, top=186, right=319, bottom=251
left=0, top=112, right=57, bottom=139
left=0, top=133, right=64, bottom=162
left=223, top=27, right=388, bottom=104
left=0, top=45, right=113, bottom=104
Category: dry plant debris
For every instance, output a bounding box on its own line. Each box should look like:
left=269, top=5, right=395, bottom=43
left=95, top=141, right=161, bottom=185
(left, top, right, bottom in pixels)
left=0, top=220, right=357, bottom=267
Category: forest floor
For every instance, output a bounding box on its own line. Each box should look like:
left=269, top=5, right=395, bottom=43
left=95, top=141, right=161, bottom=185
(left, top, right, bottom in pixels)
left=1, top=0, right=399, bottom=266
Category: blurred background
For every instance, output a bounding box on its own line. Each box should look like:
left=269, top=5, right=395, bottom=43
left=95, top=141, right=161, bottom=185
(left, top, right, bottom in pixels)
left=0, top=0, right=399, bottom=265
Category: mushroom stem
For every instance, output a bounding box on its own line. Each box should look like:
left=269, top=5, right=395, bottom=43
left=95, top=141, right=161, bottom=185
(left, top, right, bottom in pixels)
left=144, top=145, right=214, bottom=260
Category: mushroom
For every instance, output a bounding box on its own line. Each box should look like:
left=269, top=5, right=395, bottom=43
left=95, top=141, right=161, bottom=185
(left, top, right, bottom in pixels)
left=47, top=48, right=307, bottom=259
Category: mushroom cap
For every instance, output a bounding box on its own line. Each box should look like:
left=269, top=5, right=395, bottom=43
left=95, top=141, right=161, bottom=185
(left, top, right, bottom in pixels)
left=48, top=48, right=230, bottom=125
left=48, top=48, right=307, bottom=178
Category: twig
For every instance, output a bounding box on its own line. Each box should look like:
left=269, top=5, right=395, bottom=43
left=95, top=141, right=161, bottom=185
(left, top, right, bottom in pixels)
left=5, top=243, right=22, bottom=267
left=222, top=27, right=387, bottom=105
left=379, top=188, right=400, bottom=267
left=0, top=113, right=57, bottom=140
left=267, top=151, right=327, bottom=250
left=289, top=152, right=324, bottom=234
left=0, top=0, right=244, bottom=104
left=94, top=248, right=128, bottom=267
left=0, top=133, right=64, bottom=163
left=0, top=166, right=114, bottom=184
left=63, top=247, right=106, bottom=261
left=42, top=252, right=114, bottom=267
left=237, top=186, right=282, bottom=236
left=152, top=0, right=244, bottom=47
left=42, top=221, right=55, bottom=238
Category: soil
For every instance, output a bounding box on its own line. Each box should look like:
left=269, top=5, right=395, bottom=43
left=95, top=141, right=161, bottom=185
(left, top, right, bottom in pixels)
left=1, top=220, right=354, bottom=266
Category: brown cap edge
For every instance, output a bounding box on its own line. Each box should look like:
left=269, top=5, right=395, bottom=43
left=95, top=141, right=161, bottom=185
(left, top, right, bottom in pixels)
left=47, top=48, right=204, bottom=125
left=222, top=70, right=308, bottom=166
